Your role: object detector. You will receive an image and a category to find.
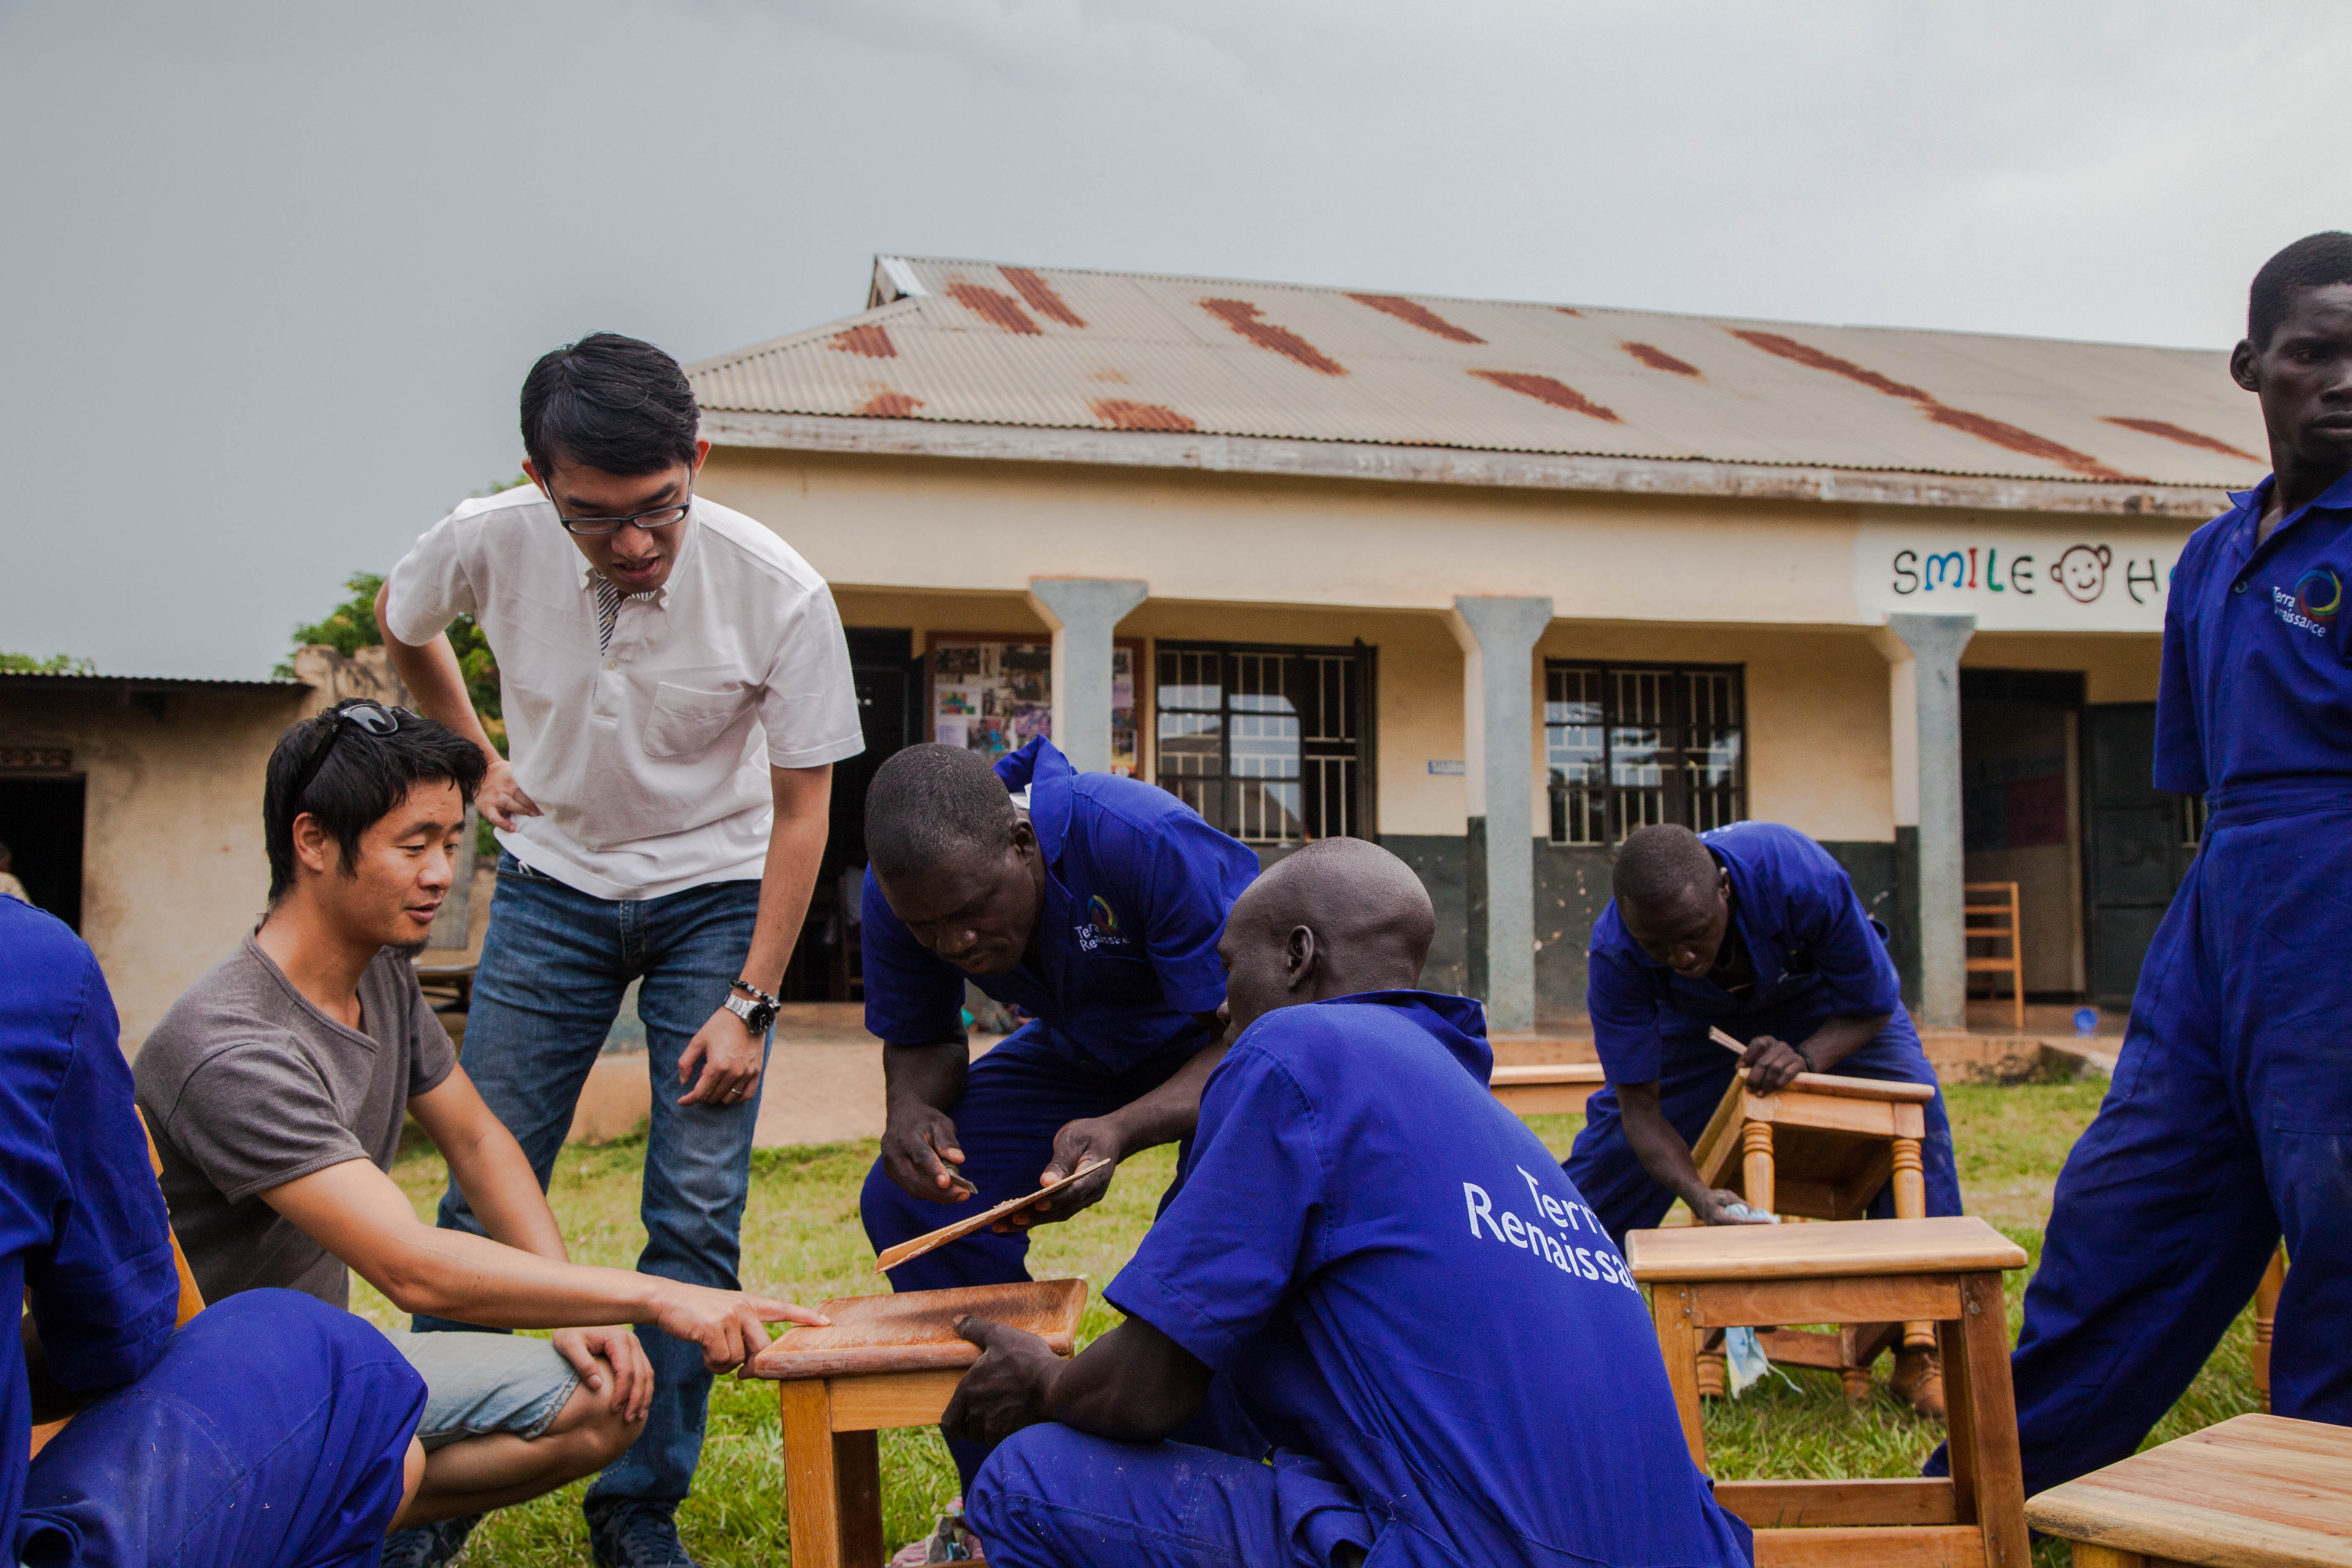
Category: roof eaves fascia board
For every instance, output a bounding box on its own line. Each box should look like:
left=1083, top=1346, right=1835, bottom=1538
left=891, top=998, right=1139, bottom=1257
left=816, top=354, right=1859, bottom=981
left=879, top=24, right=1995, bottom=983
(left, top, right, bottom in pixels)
left=697, top=410, right=2231, bottom=519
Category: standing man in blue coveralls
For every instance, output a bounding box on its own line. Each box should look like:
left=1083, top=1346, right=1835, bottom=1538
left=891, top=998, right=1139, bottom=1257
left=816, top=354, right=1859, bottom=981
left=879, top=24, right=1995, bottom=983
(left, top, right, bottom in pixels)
left=1938, top=232, right=2352, bottom=1500
left=857, top=738, right=1259, bottom=1489
left=939, top=838, right=1755, bottom=1568
left=1566, top=820, right=1963, bottom=1416
left=3, top=893, right=428, bottom=1567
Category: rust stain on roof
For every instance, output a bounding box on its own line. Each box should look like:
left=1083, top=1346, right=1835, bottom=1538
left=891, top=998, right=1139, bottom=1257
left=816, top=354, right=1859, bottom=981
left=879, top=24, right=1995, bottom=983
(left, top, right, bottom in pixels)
left=1200, top=299, right=1347, bottom=376
left=1732, top=330, right=1929, bottom=401
left=1732, top=327, right=2136, bottom=481
left=1003, top=268, right=1086, bottom=328
left=1621, top=341, right=1702, bottom=378
left=2104, top=417, right=2262, bottom=464
left=1467, top=369, right=1621, bottom=423
left=1091, top=399, right=1198, bottom=433
left=829, top=325, right=897, bottom=358
left=855, top=389, right=924, bottom=418
left=1553, top=307, right=1584, bottom=318
left=946, top=282, right=1043, bottom=335
left=1347, top=294, right=1485, bottom=344
left=1088, top=366, right=1131, bottom=384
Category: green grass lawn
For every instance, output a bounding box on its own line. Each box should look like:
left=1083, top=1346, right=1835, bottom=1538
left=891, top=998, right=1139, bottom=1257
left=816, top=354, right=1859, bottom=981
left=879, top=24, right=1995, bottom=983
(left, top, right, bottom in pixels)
left=354, top=1078, right=2263, bottom=1566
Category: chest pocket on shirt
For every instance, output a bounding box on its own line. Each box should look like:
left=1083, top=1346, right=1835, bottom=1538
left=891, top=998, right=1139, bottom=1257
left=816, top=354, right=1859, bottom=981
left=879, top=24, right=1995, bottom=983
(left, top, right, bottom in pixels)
left=643, top=682, right=745, bottom=758
left=1077, top=954, right=1161, bottom=1011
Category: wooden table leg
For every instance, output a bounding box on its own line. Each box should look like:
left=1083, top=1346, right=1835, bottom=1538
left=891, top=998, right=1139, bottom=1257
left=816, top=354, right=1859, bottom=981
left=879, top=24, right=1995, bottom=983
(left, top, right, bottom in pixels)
left=1952, top=1272, right=2027, bottom=1568
left=1651, top=1283, right=1708, bottom=1472
left=2071, top=1545, right=2147, bottom=1568
left=781, top=1380, right=886, bottom=1568
left=1741, top=1121, right=1775, bottom=1215
left=1893, top=1137, right=1934, bottom=1351
left=2254, top=1246, right=2285, bottom=1413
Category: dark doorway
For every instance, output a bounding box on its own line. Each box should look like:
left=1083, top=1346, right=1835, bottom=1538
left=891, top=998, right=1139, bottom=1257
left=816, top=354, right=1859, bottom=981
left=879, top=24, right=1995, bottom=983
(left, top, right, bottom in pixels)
left=0, top=776, right=86, bottom=931
left=2080, top=704, right=2201, bottom=1007
left=780, top=629, right=920, bottom=1002
left=1960, top=670, right=2085, bottom=1001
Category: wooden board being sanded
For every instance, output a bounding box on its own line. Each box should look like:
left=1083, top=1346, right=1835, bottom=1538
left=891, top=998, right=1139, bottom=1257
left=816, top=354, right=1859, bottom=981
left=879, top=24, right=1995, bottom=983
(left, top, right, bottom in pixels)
left=873, top=1158, right=1112, bottom=1274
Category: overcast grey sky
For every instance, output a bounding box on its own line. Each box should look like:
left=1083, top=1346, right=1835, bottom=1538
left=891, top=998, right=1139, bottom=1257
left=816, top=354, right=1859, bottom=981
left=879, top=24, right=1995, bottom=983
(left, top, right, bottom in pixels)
left=4, top=0, right=2344, bottom=678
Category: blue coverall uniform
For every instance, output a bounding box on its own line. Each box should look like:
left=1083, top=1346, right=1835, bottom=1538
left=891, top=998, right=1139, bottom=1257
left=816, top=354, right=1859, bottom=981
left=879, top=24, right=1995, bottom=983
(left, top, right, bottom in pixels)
left=1564, top=820, right=1962, bottom=1245
left=969, top=990, right=1754, bottom=1568
left=858, top=739, right=1259, bottom=1486
left=1936, top=470, right=2352, bottom=1499
left=0, top=896, right=424, bottom=1568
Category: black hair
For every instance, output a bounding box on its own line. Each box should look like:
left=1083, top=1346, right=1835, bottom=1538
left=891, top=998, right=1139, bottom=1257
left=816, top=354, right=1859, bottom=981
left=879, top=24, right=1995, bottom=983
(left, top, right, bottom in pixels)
left=518, top=332, right=701, bottom=479
left=1612, top=823, right=1718, bottom=913
left=2249, top=233, right=2352, bottom=349
left=864, top=745, right=1017, bottom=884
left=264, top=702, right=488, bottom=901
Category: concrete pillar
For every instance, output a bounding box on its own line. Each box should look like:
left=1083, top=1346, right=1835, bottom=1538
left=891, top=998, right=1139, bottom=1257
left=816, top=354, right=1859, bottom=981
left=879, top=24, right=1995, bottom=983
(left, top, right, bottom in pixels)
left=1447, top=596, right=1553, bottom=1034
left=1874, top=613, right=1975, bottom=1029
left=1026, top=578, right=1148, bottom=774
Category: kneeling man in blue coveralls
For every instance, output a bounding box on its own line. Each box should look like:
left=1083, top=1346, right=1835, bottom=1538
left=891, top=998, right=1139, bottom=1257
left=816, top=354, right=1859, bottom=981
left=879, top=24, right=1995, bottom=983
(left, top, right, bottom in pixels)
left=938, top=838, right=1755, bottom=1568
left=1928, top=232, right=2352, bottom=1500
left=857, top=737, right=1259, bottom=1486
left=1565, top=820, right=1962, bottom=1416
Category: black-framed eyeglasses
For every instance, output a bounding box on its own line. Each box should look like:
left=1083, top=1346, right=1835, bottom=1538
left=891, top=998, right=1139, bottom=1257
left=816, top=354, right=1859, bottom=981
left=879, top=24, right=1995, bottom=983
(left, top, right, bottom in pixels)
left=289, top=701, right=412, bottom=809
left=552, top=491, right=693, bottom=537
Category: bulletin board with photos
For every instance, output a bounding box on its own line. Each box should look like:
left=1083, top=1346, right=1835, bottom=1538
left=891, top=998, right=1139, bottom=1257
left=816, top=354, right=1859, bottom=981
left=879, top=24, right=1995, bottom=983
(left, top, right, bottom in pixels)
left=926, top=634, right=1145, bottom=776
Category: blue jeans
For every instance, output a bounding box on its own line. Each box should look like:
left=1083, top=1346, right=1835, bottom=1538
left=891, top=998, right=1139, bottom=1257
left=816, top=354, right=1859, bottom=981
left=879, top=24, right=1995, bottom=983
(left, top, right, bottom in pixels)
left=416, top=851, right=767, bottom=1508
left=22, top=1290, right=424, bottom=1568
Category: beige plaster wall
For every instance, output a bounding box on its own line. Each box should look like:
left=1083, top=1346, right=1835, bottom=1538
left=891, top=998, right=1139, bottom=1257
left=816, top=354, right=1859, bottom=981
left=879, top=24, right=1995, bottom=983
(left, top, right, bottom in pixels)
left=1961, top=632, right=2163, bottom=703
left=1, top=686, right=309, bottom=1050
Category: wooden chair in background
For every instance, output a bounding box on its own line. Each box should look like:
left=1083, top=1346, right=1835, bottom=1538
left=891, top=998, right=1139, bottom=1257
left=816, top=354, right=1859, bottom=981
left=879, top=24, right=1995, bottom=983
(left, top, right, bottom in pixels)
left=2254, top=1245, right=2288, bottom=1414
left=1488, top=1063, right=1606, bottom=1118
left=1964, top=882, right=2025, bottom=1031
left=2025, top=1412, right=2352, bottom=1568
left=29, top=1112, right=206, bottom=1459
left=1684, top=1068, right=1941, bottom=1400
left=1628, top=1217, right=2031, bottom=1568
left=751, top=1278, right=1089, bottom=1568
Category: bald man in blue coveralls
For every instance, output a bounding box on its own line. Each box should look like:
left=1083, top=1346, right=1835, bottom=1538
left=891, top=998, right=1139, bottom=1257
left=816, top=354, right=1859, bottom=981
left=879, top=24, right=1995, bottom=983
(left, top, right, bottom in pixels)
left=1929, top=232, right=2352, bottom=1499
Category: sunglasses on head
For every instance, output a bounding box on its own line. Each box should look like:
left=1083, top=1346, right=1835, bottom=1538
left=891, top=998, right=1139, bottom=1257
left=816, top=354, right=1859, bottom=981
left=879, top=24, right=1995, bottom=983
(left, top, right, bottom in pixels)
left=289, top=701, right=414, bottom=810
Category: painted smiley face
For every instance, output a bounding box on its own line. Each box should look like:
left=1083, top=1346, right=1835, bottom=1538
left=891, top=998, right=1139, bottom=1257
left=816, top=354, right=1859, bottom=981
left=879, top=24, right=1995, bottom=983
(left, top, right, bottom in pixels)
left=2051, top=543, right=2112, bottom=603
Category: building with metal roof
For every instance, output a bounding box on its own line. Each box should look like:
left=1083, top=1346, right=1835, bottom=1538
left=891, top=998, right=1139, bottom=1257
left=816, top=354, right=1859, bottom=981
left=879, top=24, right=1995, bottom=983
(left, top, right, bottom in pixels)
left=682, top=257, right=2247, bottom=1036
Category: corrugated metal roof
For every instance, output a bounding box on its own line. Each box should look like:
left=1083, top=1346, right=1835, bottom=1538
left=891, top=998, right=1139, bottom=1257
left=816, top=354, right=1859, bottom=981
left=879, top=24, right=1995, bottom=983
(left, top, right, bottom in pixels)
left=689, top=256, right=2268, bottom=490
left=0, top=673, right=301, bottom=692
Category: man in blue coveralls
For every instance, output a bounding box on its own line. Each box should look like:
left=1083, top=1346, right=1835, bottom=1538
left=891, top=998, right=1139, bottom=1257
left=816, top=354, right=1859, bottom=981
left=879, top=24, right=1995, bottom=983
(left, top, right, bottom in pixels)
left=937, top=838, right=1755, bottom=1568
left=1935, top=232, right=2352, bottom=1499
left=1565, top=820, right=1963, bottom=1415
left=3, top=892, right=428, bottom=1566
left=857, top=738, right=1259, bottom=1486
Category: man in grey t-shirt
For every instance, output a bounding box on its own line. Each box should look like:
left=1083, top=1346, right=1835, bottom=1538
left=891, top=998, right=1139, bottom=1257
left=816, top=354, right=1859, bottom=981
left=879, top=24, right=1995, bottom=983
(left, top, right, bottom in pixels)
left=137, top=701, right=824, bottom=1568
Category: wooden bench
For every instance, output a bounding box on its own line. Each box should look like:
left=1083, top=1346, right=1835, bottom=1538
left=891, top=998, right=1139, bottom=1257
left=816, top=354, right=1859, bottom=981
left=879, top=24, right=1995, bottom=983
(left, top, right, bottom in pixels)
left=749, top=1278, right=1089, bottom=1568
left=1687, top=1067, right=1941, bottom=1398
left=1489, top=1063, right=1606, bottom=1118
left=1627, top=1216, right=2030, bottom=1568
left=2025, top=1412, right=2352, bottom=1568
left=412, top=959, right=477, bottom=1017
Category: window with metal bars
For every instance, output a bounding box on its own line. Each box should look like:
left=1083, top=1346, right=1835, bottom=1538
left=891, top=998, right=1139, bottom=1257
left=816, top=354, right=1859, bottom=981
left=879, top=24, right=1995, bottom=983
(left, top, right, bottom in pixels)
left=1545, top=662, right=1746, bottom=845
left=1155, top=642, right=1368, bottom=844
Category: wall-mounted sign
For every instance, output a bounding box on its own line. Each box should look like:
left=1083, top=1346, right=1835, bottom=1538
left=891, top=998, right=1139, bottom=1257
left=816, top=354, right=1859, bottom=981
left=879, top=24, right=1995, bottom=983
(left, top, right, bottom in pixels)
left=1853, top=513, right=2197, bottom=633
left=1427, top=759, right=1466, bottom=776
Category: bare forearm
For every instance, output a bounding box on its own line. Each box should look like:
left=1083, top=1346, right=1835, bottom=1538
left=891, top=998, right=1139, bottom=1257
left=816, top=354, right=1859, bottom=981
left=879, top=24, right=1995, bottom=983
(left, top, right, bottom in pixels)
left=884, top=1040, right=969, bottom=1115
left=1793, top=1014, right=1888, bottom=1074
left=1103, top=1041, right=1225, bottom=1154
left=1619, top=1085, right=1710, bottom=1207
left=360, top=1225, right=665, bottom=1327
left=1042, top=1320, right=1208, bottom=1443
left=443, top=1140, right=568, bottom=1264
left=741, top=802, right=826, bottom=995
left=374, top=585, right=498, bottom=759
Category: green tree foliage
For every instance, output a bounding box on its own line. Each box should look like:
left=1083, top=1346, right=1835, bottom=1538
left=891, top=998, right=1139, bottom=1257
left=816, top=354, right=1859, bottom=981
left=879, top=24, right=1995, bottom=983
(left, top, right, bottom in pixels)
left=0, top=652, right=95, bottom=674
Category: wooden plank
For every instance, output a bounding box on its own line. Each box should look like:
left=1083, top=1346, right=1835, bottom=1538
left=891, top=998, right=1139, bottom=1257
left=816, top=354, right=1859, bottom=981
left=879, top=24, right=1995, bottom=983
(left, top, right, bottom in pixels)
left=1491, top=1083, right=1600, bottom=1117
left=1626, top=1217, right=2028, bottom=1282
left=1651, top=1283, right=1708, bottom=1471
left=1756, top=1328, right=1848, bottom=1370
left=873, top=1165, right=1109, bottom=1273
left=754, top=1278, right=1088, bottom=1380
left=1752, top=1070, right=1938, bottom=1105
left=2068, top=1547, right=2148, bottom=1568
left=1754, top=1093, right=1901, bottom=1139
left=1751, top=1524, right=1983, bottom=1567
left=1717, top=1478, right=1959, bottom=1528
left=781, top=1380, right=846, bottom=1568
left=1692, top=1075, right=1749, bottom=1191
left=828, top=1368, right=969, bottom=1432
left=2023, top=1415, right=2352, bottom=1568
left=1489, top=1063, right=1607, bottom=1088
left=1952, top=1273, right=2027, bottom=1568
left=1691, top=1273, right=1960, bottom=1329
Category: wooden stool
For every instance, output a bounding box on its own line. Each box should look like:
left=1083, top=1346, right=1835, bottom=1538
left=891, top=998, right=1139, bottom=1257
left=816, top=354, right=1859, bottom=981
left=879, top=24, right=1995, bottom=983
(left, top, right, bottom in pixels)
left=1489, top=1063, right=1605, bottom=1118
left=2254, top=1246, right=2288, bottom=1413
left=1626, top=1216, right=2029, bottom=1567
left=1687, top=1068, right=1940, bottom=1398
left=749, top=1278, right=1088, bottom=1568
left=1965, top=882, right=2025, bottom=1032
left=2025, top=1412, right=2352, bottom=1568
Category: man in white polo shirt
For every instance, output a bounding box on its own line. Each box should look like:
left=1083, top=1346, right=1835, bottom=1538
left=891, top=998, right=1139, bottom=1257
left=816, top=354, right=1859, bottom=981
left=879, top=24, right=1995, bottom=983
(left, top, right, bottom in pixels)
left=376, top=332, right=862, bottom=1568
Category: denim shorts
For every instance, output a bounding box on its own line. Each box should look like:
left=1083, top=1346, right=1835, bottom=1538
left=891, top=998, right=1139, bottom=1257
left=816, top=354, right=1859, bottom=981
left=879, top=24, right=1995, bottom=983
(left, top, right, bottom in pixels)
left=382, top=1330, right=581, bottom=1452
